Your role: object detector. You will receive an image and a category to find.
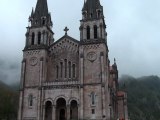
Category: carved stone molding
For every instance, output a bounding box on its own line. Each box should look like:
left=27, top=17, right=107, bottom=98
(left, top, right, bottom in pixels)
left=26, top=50, right=40, bottom=56
left=30, top=57, right=38, bottom=66
left=87, top=51, right=97, bottom=62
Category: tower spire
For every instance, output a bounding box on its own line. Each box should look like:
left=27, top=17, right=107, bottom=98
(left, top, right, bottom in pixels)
left=35, top=0, right=48, bottom=17
left=29, top=0, right=52, bottom=27
left=82, top=0, right=103, bottom=20
left=25, top=0, right=54, bottom=50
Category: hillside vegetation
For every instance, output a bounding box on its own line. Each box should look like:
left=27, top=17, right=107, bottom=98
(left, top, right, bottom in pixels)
left=0, top=81, right=19, bottom=120
left=119, top=75, right=160, bottom=120
left=0, top=75, right=160, bottom=120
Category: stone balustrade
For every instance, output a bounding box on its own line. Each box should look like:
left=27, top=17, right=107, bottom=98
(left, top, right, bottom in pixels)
left=42, top=80, right=80, bottom=87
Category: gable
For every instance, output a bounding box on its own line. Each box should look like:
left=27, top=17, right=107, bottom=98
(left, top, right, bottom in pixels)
left=49, top=35, right=79, bottom=56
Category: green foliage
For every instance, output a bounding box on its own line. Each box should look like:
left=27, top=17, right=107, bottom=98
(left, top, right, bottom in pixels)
left=119, top=75, right=160, bottom=120
left=0, top=81, right=19, bottom=120
left=0, top=75, right=160, bottom=120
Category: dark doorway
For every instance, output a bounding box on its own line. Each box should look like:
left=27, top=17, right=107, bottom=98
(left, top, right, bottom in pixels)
left=56, top=98, right=66, bottom=120
left=45, top=101, right=52, bottom=120
left=70, top=100, right=78, bottom=120
left=60, top=109, right=65, bottom=120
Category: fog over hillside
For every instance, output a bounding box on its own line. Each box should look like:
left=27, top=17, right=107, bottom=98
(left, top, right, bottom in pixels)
left=0, top=0, right=160, bottom=84
left=0, top=58, right=21, bottom=84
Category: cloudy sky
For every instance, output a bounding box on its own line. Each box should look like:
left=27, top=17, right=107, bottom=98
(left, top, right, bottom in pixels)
left=0, top=0, right=160, bottom=84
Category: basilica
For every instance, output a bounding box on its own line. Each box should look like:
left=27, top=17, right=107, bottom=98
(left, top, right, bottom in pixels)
left=18, top=0, right=128, bottom=120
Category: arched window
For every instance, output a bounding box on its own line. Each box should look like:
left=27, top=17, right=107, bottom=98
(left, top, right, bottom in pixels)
left=91, top=92, right=95, bottom=105
left=42, top=18, right=46, bottom=25
left=64, top=59, right=67, bottom=78
left=28, top=94, right=33, bottom=107
left=56, top=65, right=59, bottom=79
left=72, top=64, right=76, bottom=78
left=90, top=13, right=93, bottom=18
left=87, top=26, right=90, bottom=39
left=94, top=25, right=98, bottom=39
left=70, top=100, right=78, bottom=119
left=31, top=32, right=35, bottom=45
left=68, top=61, right=71, bottom=78
left=97, top=10, right=101, bottom=18
left=60, top=62, right=63, bottom=78
left=38, top=32, right=41, bottom=45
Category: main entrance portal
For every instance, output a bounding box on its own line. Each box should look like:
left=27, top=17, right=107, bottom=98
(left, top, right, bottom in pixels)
left=56, top=98, right=66, bottom=120
left=59, top=109, right=65, bottom=120
left=45, top=101, right=52, bottom=120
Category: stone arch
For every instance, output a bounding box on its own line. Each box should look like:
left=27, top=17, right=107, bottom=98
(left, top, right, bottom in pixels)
left=54, top=95, right=67, bottom=106
left=68, top=97, right=79, bottom=105
left=56, top=97, right=67, bottom=120
left=70, top=100, right=78, bottom=120
left=43, top=98, right=54, bottom=106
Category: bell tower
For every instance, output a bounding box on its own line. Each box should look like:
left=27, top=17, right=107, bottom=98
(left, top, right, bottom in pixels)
left=79, top=0, right=110, bottom=119
left=80, top=0, right=107, bottom=44
left=25, top=0, right=54, bottom=50
left=18, top=0, right=53, bottom=120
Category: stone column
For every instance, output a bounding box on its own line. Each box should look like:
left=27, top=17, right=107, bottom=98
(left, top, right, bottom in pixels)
left=100, top=53, right=106, bottom=119
left=17, top=91, right=23, bottom=120
left=40, top=87, right=44, bottom=120
left=37, top=58, right=43, bottom=120
left=18, top=60, right=26, bottom=120
left=39, top=58, right=43, bottom=85
left=67, top=104, right=70, bottom=120
left=20, top=59, right=26, bottom=89
left=35, top=32, right=38, bottom=45
left=80, top=54, right=84, bottom=119
left=52, top=105, right=56, bottom=120
left=90, top=26, right=93, bottom=39
left=42, top=105, right=45, bottom=120
left=83, top=27, right=86, bottom=40
left=79, top=25, right=84, bottom=41
left=100, top=24, right=103, bottom=39
left=78, top=104, right=80, bottom=120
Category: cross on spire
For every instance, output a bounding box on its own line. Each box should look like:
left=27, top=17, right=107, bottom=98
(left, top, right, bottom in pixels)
left=64, top=27, right=69, bottom=35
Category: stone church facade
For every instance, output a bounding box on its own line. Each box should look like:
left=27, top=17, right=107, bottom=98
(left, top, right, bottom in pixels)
left=18, top=0, right=128, bottom=120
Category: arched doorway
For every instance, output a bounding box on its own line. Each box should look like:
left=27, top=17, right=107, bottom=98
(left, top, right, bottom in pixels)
left=56, top=98, right=66, bottom=120
left=70, top=100, right=78, bottom=120
left=45, top=101, right=52, bottom=120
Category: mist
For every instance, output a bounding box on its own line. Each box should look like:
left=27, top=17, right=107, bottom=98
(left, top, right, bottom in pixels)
left=0, top=0, right=160, bottom=84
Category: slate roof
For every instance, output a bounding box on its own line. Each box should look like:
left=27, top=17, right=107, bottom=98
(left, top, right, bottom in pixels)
left=34, top=0, right=49, bottom=19
left=29, top=0, right=52, bottom=27
left=82, top=0, right=103, bottom=19
left=82, top=0, right=101, bottom=11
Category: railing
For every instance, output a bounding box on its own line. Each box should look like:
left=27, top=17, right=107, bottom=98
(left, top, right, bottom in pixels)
left=42, top=80, right=80, bottom=87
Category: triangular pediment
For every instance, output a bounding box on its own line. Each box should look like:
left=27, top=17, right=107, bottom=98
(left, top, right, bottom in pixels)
left=49, top=35, right=79, bottom=55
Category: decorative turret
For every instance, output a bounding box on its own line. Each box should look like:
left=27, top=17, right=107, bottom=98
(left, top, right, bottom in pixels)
left=29, top=0, right=52, bottom=27
left=80, top=0, right=107, bottom=44
left=82, top=0, right=104, bottom=20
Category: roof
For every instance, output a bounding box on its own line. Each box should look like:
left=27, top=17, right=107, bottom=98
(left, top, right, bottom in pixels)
left=34, top=0, right=49, bottom=18
left=82, top=0, right=103, bottom=19
left=117, top=91, right=126, bottom=97
left=50, top=34, right=79, bottom=48
left=82, top=0, right=101, bottom=11
left=29, top=0, right=52, bottom=27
